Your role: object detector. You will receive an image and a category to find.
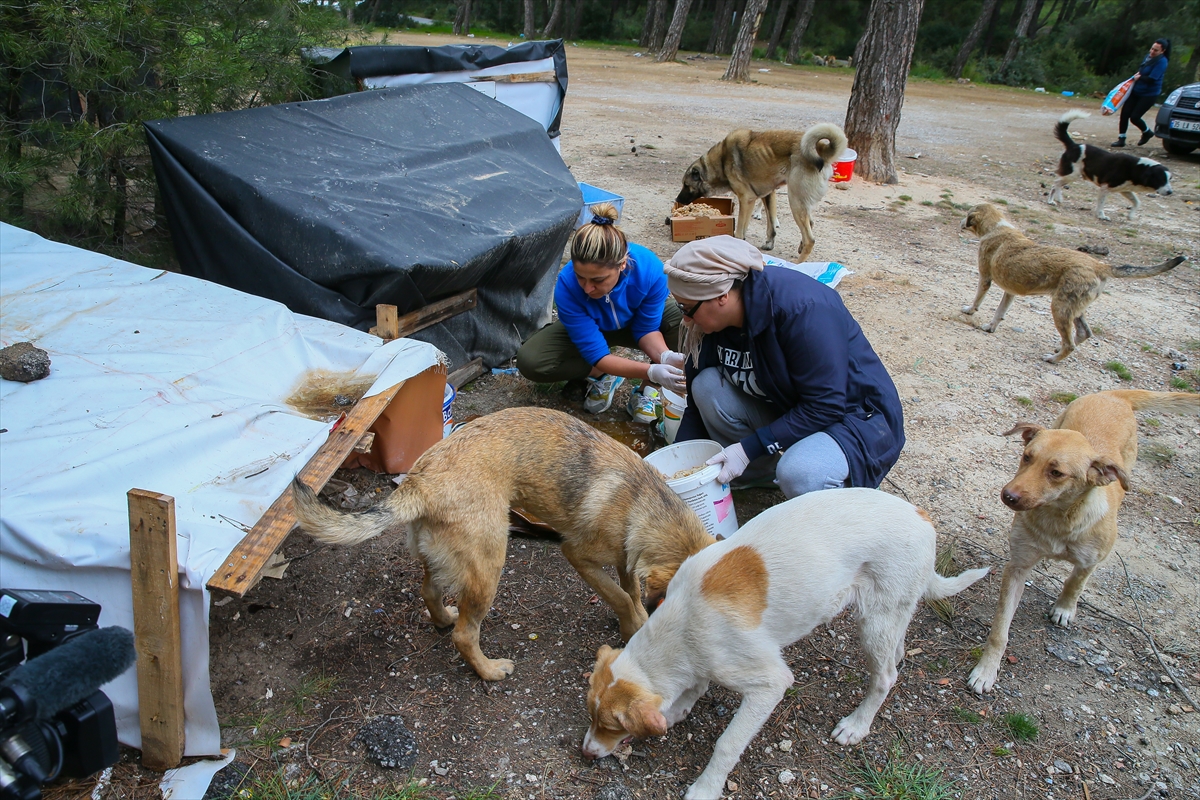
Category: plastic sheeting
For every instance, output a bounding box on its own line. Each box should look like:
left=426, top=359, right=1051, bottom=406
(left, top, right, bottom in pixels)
left=145, top=83, right=581, bottom=369
left=306, top=41, right=568, bottom=143
left=0, top=222, right=444, bottom=755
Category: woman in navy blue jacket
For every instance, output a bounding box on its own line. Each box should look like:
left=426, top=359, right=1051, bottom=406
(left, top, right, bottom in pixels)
left=665, top=236, right=904, bottom=498
left=516, top=204, right=687, bottom=415
left=1114, top=38, right=1170, bottom=147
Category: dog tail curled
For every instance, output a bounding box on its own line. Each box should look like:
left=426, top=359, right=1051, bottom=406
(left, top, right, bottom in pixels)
left=1054, top=109, right=1089, bottom=148
left=800, top=123, right=848, bottom=170
left=924, top=566, right=990, bottom=602
left=1111, top=254, right=1186, bottom=279
left=292, top=475, right=422, bottom=547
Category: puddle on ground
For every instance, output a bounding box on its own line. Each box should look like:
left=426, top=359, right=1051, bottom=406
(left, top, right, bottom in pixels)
left=286, top=370, right=376, bottom=422
left=588, top=418, right=658, bottom=457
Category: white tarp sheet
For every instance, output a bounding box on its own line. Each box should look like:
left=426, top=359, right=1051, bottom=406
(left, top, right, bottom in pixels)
left=0, top=222, right=443, bottom=754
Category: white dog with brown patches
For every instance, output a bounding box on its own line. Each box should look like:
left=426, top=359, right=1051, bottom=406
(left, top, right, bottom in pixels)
left=582, top=489, right=988, bottom=799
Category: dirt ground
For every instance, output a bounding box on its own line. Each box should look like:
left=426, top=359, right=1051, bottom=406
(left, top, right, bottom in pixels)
left=77, top=36, right=1200, bottom=800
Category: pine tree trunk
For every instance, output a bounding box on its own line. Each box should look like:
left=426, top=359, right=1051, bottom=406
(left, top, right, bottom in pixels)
left=524, top=0, right=536, bottom=38
left=783, top=0, right=815, bottom=63
left=568, top=0, right=585, bottom=38
left=1028, top=0, right=1049, bottom=36
left=765, top=0, right=795, bottom=60
left=706, top=0, right=731, bottom=52
left=951, top=0, right=1001, bottom=78
left=640, top=1, right=658, bottom=46
left=656, top=0, right=696, bottom=61
left=1000, top=0, right=1039, bottom=73
left=979, top=0, right=1003, bottom=58
left=844, top=0, right=926, bottom=184
left=715, top=0, right=745, bottom=53
left=651, top=0, right=669, bottom=49
left=722, top=0, right=769, bottom=80
left=543, top=0, right=564, bottom=36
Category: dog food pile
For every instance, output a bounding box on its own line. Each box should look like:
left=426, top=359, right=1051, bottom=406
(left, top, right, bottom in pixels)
left=661, top=465, right=706, bottom=480
left=672, top=202, right=724, bottom=218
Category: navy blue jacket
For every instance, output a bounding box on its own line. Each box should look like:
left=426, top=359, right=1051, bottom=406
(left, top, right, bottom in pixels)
left=676, top=266, right=904, bottom=489
left=1132, top=54, right=1168, bottom=96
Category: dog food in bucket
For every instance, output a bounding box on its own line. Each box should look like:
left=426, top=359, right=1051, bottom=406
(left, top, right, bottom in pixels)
left=831, top=148, right=857, bottom=183
left=442, top=383, right=456, bottom=437
left=643, top=439, right=738, bottom=538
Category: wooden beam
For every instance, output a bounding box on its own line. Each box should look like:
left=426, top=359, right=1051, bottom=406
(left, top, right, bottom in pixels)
left=369, top=304, right=399, bottom=340
left=128, top=489, right=184, bottom=771
left=206, top=381, right=406, bottom=598
left=471, top=70, right=556, bottom=83
left=448, top=357, right=485, bottom=389
left=395, top=289, right=477, bottom=338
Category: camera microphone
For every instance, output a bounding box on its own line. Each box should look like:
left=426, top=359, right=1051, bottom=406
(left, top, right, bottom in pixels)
left=0, top=627, right=136, bottom=722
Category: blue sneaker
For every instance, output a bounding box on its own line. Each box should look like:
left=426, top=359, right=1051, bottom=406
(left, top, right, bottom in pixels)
left=626, top=386, right=662, bottom=424
left=584, top=374, right=624, bottom=414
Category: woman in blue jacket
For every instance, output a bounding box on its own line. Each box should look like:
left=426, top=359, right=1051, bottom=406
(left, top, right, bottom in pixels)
left=1114, top=38, right=1170, bottom=147
left=665, top=236, right=904, bottom=498
left=516, top=204, right=687, bottom=416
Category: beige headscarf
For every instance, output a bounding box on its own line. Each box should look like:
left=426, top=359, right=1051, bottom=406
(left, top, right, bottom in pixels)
left=663, top=236, right=764, bottom=367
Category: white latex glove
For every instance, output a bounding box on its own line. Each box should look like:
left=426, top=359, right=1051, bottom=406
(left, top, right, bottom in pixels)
left=646, top=363, right=687, bottom=393
left=659, top=350, right=686, bottom=369
left=706, top=442, right=750, bottom=485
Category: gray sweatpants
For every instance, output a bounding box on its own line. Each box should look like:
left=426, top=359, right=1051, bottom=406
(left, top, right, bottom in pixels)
left=690, top=367, right=849, bottom=499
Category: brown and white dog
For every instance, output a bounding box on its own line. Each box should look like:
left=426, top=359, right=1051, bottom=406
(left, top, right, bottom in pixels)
left=583, top=489, right=988, bottom=800
left=1048, top=110, right=1174, bottom=221
left=293, top=406, right=713, bottom=681
left=960, top=202, right=1186, bottom=362
left=676, top=125, right=847, bottom=260
left=968, top=390, right=1200, bottom=694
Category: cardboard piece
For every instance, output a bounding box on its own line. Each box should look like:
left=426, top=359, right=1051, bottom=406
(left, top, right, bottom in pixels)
left=670, top=197, right=735, bottom=242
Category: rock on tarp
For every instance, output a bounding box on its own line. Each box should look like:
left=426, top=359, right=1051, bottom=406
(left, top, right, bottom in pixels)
left=146, top=83, right=581, bottom=367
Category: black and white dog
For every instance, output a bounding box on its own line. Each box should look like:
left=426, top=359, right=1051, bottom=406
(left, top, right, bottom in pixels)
left=1048, top=110, right=1173, bottom=221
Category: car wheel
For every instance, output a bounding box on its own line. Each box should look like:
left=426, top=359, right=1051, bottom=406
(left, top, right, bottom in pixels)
left=1163, top=140, right=1197, bottom=155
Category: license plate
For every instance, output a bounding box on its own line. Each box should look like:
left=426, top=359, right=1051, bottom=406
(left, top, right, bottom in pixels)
left=1169, top=119, right=1200, bottom=132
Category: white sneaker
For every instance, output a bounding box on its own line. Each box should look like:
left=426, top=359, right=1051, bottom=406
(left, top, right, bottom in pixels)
left=583, top=374, right=624, bottom=414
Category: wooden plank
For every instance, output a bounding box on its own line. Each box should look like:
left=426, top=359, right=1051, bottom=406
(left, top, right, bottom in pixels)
left=395, top=289, right=477, bottom=338
left=128, top=489, right=184, bottom=771
left=448, top=357, right=485, bottom=389
left=369, top=304, right=399, bottom=340
left=206, top=381, right=406, bottom=598
left=471, top=70, right=556, bottom=84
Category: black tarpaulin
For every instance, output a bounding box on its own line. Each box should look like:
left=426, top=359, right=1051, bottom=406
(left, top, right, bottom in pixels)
left=145, top=83, right=581, bottom=367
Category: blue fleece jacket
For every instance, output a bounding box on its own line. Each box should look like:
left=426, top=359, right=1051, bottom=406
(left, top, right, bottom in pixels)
left=554, top=243, right=668, bottom=365
left=1132, top=54, right=1168, bottom=96
left=675, top=266, right=905, bottom=489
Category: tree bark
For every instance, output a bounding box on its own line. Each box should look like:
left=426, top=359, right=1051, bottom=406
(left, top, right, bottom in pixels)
left=783, top=0, right=815, bottom=63
left=524, top=0, right=536, bottom=38
left=1000, top=0, right=1039, bottom=73
left=714, top=0, right=745, bottom=53
left=844, top=0, right=926, bottom=184
left=567, top=0, right=585, bottom=38
left=651, top=0, right=669, bottom=49
left=543, top=0, right=564, bottom=36
left=706, top=0, right=732, bottom=52
left=656, top=0, right=696, bottom=61
left=951, top=0, right=1002, bottom=78
left=722, top=0, right=769, bottom=80
left=639, top=0, right=659, bottom=46
left=765, top=0, right=794, bottom=60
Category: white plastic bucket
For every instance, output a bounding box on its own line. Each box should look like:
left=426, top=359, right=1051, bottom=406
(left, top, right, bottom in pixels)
left=660, top=388, right=687, bottom=444
left=442, top=383, right=456, bottom=437
left=643, top=439, right=738, bottom=538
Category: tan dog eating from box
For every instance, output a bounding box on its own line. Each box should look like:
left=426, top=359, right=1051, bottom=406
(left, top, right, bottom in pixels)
left=968, top=390, right=1200, bottom=694
left=293, top=406, right=713, bottom=681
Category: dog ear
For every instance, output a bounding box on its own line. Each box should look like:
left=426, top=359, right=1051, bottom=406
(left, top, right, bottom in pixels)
left=1002, top=422, right=1044, bottom=444
left=643, top=566, right=678, bottom=613
left=1087, top=457, right=1130, bottom=490
left=619, top=696, right=668, bottom=738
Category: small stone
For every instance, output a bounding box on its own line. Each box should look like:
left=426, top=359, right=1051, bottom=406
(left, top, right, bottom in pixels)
left=0, top=342, right=51, bottom=382
left=1160, top=674, right=1173, bottom=684
left=333, top=394, right=354, bottom=406
left=1098, top=774, right=1117, bottom=785
left=1167, top=704, right=1184, bottom=715
left=1096, top=665, right=1115, bottom=676
left=779, top=739, right=793, bottom=752
left=725, top=780, right=738, bottom=793
left=1148, top=688, right=1160, bottom=697
left=1054, top=759, right=1072, bottom=774
left=779, top=770, right=796, bottom=784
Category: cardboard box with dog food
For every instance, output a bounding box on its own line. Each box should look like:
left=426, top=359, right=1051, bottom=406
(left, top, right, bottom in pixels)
left=670, top=197, right=735, bottom=242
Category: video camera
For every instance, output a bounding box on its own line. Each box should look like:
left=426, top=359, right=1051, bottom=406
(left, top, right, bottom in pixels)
left=0, top=589, right=136, bottom=800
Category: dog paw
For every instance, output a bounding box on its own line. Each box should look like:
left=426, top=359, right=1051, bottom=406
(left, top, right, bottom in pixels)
left=967, top=663, right=998, bottom=694
left=684, top=775, right=725, bottom=800
left=477, top=658, right=516, bottom=681
left=981, top=323, right=995, bottom=333
left=832, top=716, right=871, bottom=745
left=961, top=306, right=976, bottom=315
left=762, top=241, right=775, bottom=251
left=1096, top=213, right=1111, bottom=221
left=429, top=605, right=459, bottom=628
left=1049, top=606, right=1075, bottom=627
left=1042, top=351, right=1067, bottom=363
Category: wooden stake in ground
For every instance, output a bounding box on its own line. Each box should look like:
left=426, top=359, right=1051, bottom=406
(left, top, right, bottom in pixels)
left=844, top=0, right=927, bottom=184
left=128, top=489, right=184, bottom=770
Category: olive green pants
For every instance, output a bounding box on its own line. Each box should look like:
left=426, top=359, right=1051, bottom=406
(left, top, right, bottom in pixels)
left=515, top=298, right=683, bottom=383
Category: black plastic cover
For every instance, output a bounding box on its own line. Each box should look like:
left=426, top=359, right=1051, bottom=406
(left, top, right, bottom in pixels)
left=305, top=40, right=568, bottom=139
left=145, top=84, right=580, bottom=367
